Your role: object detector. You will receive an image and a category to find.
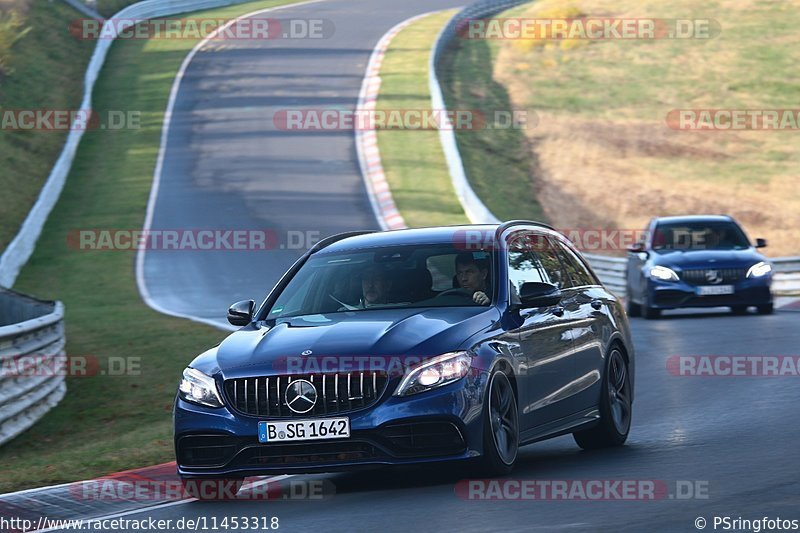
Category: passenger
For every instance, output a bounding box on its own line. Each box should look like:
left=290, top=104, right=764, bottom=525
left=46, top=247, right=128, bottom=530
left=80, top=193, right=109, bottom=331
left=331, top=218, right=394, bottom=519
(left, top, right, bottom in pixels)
left=360, top=265, right=393, bottom=307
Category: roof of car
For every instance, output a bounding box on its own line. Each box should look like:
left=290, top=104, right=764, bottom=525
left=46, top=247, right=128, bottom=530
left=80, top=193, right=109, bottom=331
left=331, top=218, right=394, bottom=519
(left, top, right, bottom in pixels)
left=654, top=215, right=734, bottom=224
left=320, top=225, right=501, bottom=253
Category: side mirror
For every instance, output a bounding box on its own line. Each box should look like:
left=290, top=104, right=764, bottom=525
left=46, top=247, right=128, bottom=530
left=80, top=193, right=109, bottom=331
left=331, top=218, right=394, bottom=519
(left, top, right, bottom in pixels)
left=755, top=238, right=768, bottom=248
left=627, top=242, right=647, bottom=254
left=519, top=282, right=561, bottom=309
left=227, top=300, right=255, bottom=326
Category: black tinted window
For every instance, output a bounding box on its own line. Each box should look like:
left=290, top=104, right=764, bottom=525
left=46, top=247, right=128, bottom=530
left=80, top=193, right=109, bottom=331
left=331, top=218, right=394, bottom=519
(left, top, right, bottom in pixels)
left=555, top=239, right=597, bottom=287
left=533, top=235, right=568, bottom=289
left=652, top=221, right=750, bottom=251
left=507, top=233, right=547, bottom=302
left=266, top=244, right=496, bottom=320
left=507, top=232, right=568, bottom=292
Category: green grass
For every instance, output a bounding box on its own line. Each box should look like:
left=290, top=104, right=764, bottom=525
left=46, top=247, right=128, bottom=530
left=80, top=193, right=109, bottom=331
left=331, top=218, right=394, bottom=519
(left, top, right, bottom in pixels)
left=438, top=20, right=545, bottom=223
left=0, top=2, right=96, bottom=254
left=499, top=1, right=800, bottom=118
left=375, top=10, right=467, bottom=228
left=0, top=0, right=301, bottom=493
left=375, top=9, right=544, bottom=226
left=94, top=0, right=141, bottom=17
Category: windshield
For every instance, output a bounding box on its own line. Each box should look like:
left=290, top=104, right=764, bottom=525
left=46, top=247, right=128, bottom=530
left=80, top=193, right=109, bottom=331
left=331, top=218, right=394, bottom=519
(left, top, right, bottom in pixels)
left=265, top=245, right=496, bottom=320
left=652, top=221, right=751, bottom=251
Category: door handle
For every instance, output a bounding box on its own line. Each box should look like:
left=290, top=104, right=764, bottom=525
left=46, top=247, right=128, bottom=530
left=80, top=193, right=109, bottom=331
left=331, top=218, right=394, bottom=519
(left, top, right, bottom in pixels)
left=591, top=300, right=603, bottom=310
left=551, top=306, right=565, bottom=317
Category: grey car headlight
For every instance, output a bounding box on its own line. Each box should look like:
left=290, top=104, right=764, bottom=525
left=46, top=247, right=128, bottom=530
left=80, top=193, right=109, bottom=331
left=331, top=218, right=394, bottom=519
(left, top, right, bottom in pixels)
left=394, top=351, right=472, bottom=397
left=179, top=368, right=223, bottom=408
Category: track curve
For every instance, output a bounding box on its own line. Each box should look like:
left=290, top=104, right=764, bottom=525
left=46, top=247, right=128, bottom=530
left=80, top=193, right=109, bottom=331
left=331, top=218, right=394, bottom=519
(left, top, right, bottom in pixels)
left=139, top=0, right=464, bottom=327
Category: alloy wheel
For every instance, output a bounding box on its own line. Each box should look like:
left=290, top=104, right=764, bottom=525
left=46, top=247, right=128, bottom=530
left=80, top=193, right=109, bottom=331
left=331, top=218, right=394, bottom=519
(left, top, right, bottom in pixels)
left=488, top=372, right=518, bottom=465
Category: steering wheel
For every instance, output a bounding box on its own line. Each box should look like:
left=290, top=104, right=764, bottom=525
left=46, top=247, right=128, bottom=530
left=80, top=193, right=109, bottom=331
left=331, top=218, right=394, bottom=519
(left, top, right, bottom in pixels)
left=436, top=288, right=472, bottom=298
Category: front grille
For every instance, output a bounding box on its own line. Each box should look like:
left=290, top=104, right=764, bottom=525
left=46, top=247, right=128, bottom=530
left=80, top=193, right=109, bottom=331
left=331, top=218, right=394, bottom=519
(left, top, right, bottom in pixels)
left=680, top=268, right=746, bottom=285
left=224, top=373, right=389, bottom=417
left=232, top=441, right=384, bottom=467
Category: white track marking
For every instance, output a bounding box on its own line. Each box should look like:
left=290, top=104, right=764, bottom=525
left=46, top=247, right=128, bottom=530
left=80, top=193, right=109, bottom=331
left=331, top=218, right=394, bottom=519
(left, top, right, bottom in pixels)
left=135, top=0, right=327, bottom=331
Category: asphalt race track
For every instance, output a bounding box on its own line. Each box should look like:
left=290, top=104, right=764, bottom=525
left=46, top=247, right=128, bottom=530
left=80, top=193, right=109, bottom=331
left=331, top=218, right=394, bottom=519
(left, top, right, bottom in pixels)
left=140, top=0, right=465, bottom=326
left=120, top=1, right=799, bottom=532
left=50, top=311, right=799, bottom=532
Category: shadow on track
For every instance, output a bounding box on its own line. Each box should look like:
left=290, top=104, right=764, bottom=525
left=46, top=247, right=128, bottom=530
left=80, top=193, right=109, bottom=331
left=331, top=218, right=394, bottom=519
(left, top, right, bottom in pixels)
left=325, top=441, right=654, bottom=496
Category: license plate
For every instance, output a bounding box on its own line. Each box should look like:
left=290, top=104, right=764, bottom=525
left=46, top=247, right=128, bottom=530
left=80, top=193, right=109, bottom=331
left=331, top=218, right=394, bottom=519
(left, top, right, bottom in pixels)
left=258, top=417, right=350, bottom=443
left=696, top=285, right=735, bottom=296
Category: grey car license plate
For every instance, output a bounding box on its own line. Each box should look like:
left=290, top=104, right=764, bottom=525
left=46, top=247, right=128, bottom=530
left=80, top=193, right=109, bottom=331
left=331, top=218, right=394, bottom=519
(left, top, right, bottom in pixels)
left=258, top=417, right=350, bottom=443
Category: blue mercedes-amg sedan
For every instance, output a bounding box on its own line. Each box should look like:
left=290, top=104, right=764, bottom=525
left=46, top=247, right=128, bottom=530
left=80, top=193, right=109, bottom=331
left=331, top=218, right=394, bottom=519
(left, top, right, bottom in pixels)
left=174, top=221, right=635, bottom=494
left=625, top=215, right=773, bottom=319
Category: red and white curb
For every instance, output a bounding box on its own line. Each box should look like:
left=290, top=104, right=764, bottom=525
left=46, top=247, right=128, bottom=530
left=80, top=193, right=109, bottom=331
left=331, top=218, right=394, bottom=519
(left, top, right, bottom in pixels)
left=0, top=461, right=287, bottom=532
left=355, top=12, right=448, bottom=232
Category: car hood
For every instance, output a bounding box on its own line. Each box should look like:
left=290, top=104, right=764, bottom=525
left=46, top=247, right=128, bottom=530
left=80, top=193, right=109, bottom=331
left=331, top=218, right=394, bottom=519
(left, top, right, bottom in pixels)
left=652, top=248, right=765, bottom=269
left=209, top=306, right=499, bottom=379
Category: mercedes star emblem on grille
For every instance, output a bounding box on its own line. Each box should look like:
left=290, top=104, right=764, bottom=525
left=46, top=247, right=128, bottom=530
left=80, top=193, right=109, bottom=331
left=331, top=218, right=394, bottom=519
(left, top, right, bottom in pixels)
left=285, top=379, right=318, bottom=414
left=705, top=269, right=723, bottom=284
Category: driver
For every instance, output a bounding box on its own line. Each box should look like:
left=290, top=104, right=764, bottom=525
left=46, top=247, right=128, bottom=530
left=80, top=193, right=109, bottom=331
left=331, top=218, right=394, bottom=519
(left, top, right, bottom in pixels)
left=455, top=252, right=491, bottom=305
left=360, top=265, right=392, bottom=307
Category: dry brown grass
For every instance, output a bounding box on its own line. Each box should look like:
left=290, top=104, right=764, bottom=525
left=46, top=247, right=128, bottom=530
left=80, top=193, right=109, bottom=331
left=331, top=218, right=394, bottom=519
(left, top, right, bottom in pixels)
left=493, top=0, right=800, bottom=256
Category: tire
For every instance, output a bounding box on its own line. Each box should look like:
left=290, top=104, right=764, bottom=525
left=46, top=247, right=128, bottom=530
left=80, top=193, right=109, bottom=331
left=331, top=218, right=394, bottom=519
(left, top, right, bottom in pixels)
left=757, top=303, right=774, bottom=315
left=642, top=292, right=660, bottom=319
left=731, top=305, right=748, bottom=315
left=625, top=291, right=641, bottom=317
left=476, top=369, right=519, bottom=476
left=181, top=477, right=244, bottom=500
left=573, top=347, right=632, bottom=450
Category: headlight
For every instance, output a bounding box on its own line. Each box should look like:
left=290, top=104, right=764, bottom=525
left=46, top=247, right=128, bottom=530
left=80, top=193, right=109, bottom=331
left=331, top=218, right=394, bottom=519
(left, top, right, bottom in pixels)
left=649, top=265, right=679, bottom=282
left=394, top=352, right=472, bottom=396
left=746, top=261, right=772, bottom=278
left=179, top=368, right=223, bottom=408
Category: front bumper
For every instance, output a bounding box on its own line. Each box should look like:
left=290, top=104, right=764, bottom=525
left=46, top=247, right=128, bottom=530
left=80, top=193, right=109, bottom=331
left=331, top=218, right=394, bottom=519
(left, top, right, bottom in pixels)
left=648, top=276, right=772, bottom=310
left=174, top=375, right=486, bottom=478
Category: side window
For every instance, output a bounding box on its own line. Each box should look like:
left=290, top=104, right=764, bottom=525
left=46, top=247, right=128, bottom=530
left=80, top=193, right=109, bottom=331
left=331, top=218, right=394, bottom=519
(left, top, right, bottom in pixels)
left=532, top=235, right=568, bottom=289
left=506, top=232, right=547, bottom=303
left=555, top=240, right=597, bottom=287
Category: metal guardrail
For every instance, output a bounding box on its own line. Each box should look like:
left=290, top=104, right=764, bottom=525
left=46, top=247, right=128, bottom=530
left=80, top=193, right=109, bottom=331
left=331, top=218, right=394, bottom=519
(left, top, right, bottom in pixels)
left=0, top=0, right=260, bottom=288
left=768, top=257, right=800, bottom=295
left=0, top=289, right=66, bottom=446
left=583, top=253, right=627, bottom=296
left=430, top=1, right=800, bottom=299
